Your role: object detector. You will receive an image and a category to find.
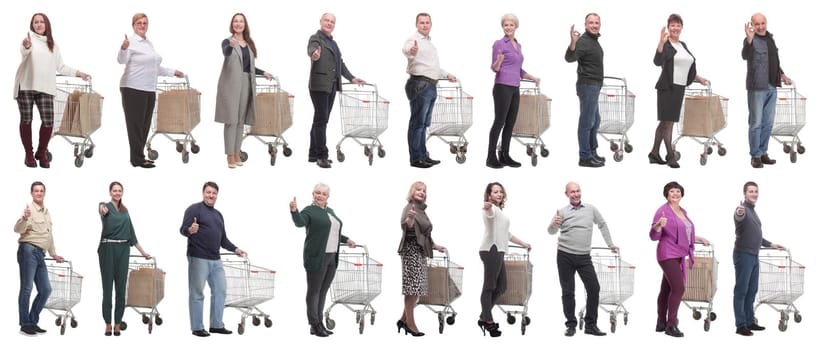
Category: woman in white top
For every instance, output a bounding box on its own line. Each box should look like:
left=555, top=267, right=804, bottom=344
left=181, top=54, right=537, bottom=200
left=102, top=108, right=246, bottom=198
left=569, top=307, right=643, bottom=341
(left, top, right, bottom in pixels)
left=13, top=13, right=89, bottom=168
left=649, top=14, right=709, bottom=168
left=478, top=182, right=530, bottom=337
left=117, top=13, right=184, bottom=168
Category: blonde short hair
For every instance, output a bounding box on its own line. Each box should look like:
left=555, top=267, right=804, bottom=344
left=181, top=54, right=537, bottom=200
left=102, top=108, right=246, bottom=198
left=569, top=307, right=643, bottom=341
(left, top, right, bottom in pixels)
left=132, top=13, right=147, bottom=25
left=406, top=181, right=426, bottom=202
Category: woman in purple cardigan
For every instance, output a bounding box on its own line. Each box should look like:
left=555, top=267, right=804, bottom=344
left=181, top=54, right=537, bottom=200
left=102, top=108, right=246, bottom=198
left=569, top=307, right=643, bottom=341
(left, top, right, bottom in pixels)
left=649, top=181, right=709, bottom=337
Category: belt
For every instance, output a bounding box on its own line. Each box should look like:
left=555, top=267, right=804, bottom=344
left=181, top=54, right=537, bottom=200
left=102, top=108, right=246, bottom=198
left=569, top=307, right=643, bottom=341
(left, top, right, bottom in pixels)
left=409, top=75, right=437, bottom=85
left=101, top=239, right=128, bottom=244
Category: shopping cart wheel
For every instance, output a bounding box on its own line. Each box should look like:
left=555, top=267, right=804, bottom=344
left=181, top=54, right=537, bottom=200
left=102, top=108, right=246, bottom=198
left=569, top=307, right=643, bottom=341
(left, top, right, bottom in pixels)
left=523, top=316, right=531, bottom=326
left=148, top=321, right=153, bottom=334
left=325, top=318, right=336, bottom=330
left=623, top=313, right=629, bottom=325
left=797, top=144, right=806, bottom=154
left=693, top=310, right=702, bottom=320
left=449, top=144, right=458, bottom=154
left=446, top=316, right=456, bottom=325
left=674, top=151, right=681, bottom=161
left=783, top=144, right=792, bottom=153
left=142, top=315, right=150, bottom=324
left=191, top=143, right=200, bottom=154
left=370, top=313, right=376, bottom=325
left=704, top=320, right=711, bottom=332
left=779, top=320, right=787, bottom=332
left=359, top=319, right=365, bottom=334
left=706, top=146, right=714, bottom=155
left=624, top=143, right=633, bottom=153
left=270, top=154, right=277, bottom=166
left=717, top=147, right=727, bottom=156
left=283, top=146, right=293, bottom=157
left=120, top=321, right=128, bottom=330
left=378, top=147, right=386, bottom=158
left=610, top=320, right=616, bottom=333
left=364, top=146, right=371, bottom=157
left=438, top=320, right=444, bottom=334
left=455, top=154, right=466, bottom=164
left=75, top=157, right=84, bottom=168
left=238, top=323, right=245, bottom=335
left=531, top=154, right=538, bottom=166
left=155, top=316, right=163, bottom=326
left=60, top=322, right=66, bottom=335
left=610, top=142, right=618, bottom=152
left=74, top=145, right=80, bottom=157
left=540, top=146, right=549, bottom=158
left=240, top=151, right=249, bottom=162
left=700, top=155, right=707, bottom=166
left=264, top=317, right=272, bottom=328
left=70, top=317, right=77, bottom=328
left=526, top=145, right=534, bottom=156
left=55, top=317, right=62, bottom=326
left=337, top=151, right=346, bottom=163
left=182, top=152, right=190, bottom=164
left=175, top=142, right=184, bottom=153
left=253, top=316, right=261, bottom=326
left=794, top=313, right=802, bottom=323
left=84, top=147, right=94, bottom=158
left=368, top=152, right=374, bottom=166
left=613, top=151, right=623, bottom=162
left=521, top=321, right=527, bottom=335
left=507, top=314, right=516, bottom=325
left=578, top=316, right=584, bottom=330
left=148, top=149, right=159, bottom=161
left=709, top=312, right=717, bottom=321
left=790, top=151, right=797, bottom=163
left=46, top=150, right=53, bottom=162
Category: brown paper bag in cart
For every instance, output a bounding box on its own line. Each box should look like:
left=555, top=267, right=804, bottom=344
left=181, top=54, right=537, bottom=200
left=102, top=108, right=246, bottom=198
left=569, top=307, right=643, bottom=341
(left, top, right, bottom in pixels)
left=682, top=95, right=725, bottom=137
left=251, top=91, right=292, bottom=136
left=682, top=257, right=715, bottom=302
left=513, top=94, right=551, bottom=135
left=76, top=92, right=102, bottom=136
left=157, top=89, right=201, bottom=133
left=495, top=260, right=531, bottom=305
left=58, top=91, right=81, bottom=135
left=126, top=267, right=165, bottom=307
left=419, top=266, right=462, bottom=305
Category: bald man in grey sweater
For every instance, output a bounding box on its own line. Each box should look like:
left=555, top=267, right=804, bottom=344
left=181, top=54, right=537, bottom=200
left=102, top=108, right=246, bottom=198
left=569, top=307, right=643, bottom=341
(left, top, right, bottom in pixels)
left=548, top=182, right=618, bottom=337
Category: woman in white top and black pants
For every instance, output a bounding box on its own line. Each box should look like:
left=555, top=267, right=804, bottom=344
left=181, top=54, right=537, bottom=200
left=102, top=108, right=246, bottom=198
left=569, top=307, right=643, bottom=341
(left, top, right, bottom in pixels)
left=479, top=182, right=530, bottom=337
left=13, top=13, right=88, bottom=168
left=117, top=13, right=184, bottom=168
left=649, top=14, right=709, bottom=168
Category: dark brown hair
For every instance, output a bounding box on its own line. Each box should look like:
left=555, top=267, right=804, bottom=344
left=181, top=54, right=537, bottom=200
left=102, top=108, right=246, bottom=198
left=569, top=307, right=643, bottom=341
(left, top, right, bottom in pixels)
left=230, top=13, right=257, bottom=58
left=109, top=181, right=128, bottom=212
left=663, top=181, right=685, bottom=198
left=668, top=13, right=683, bottom=27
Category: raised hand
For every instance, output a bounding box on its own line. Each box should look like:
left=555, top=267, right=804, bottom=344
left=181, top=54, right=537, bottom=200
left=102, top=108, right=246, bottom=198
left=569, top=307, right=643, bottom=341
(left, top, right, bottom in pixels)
left=22, top=32, right=31, bottom=49
left=22, top=205, right=31, bottom=220
left=407, top=204, right=416, bottom=221
left=189, top=217, right=199, bottom=234
left=99, top=203, right=109, bottom=216
left=229, top=37, right=238, bottom=48
left=657, top=211, right=668, bottom=228
left=483, top=201, right=492, bottom=210
left=660, top=26, right=669, bottom=44
left=121, top=34, right=130, bottom=50
left=289, top=196, right=298, bottom=212
left=410, top=40, right=419, bottom=56
left=311, top=46, right=321, bottom=61
left=745, top=22, right=755, bottom=43
left=569, top=24, right=581, bottom=43
left=736, top=200, right=745, bottom=216
left=552, top=210, right=562, bottom=226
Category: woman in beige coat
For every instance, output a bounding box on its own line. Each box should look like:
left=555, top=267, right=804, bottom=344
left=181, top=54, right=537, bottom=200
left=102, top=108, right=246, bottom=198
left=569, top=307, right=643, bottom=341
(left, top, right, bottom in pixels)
left=215, top=13, right=272, bottom=168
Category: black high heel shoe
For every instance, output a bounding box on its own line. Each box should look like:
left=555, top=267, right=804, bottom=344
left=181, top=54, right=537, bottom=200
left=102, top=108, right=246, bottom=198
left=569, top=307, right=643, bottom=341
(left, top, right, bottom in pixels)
left=397, top=320, right=406, bottom=333
left=477, top=320, right=488, bottom=335
left=404, top=326, right=425, bottom=337
left=485, top=322, right=502, bottom=337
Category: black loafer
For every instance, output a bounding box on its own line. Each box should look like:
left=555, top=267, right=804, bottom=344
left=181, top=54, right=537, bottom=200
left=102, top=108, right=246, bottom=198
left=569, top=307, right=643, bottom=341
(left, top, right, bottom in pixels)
left=424, top=157, right=441, bottom=165
left=564, top=327, right=576, bottom=337
left=584, top=325, right=607, bottom=336
left=665, top=326, right=684, bottom=337
left=33, top=325, right=47, bottom=334
left=655, top=323, right=666, bottom=332
left=578, top=158, right=604, bottom=168
left=209, top=327, right=232, bottom=335
left=192, top=329, right=210, bottom=337
left=410, top=160, right=432, bottom=168
left=748, top=323, right=766, bottom=331
left=736, top=326, right=753, bottom=336
left=316, top=159, right=332, bottom=168
left=310, top=325, right=328, bottom=337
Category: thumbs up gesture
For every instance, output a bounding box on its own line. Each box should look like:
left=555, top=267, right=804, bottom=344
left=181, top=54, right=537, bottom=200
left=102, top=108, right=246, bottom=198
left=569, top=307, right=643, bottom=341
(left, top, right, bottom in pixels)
left=229, top=36, right=239, bottom=48
left=22, top=32, right=31, bottom=49
left=121, top=34, right=130, bottom=50
left=407, top=204, right=417, bottom=221
left=189, top=217, right=199, bottom=234
left=289, top=196, right=298, bottom=212
left=657, top=211, right=668, bottom=228
left=410, top=40, right=419, bottom=56
left=311, top=46, right=321, bottom=61
left=552, top=210, right=562, bottom=226
left=660, top=26, right=669, bottom=44
left=22, top=204, right=31, bottom=220
left=736, top=201, right=745, bottom=216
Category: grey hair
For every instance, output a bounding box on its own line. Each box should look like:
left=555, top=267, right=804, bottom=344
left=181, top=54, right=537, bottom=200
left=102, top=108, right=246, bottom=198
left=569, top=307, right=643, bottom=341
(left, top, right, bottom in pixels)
left=501, top=13, right=519, bottom=28
left=314, top=182, right=330, bottom=194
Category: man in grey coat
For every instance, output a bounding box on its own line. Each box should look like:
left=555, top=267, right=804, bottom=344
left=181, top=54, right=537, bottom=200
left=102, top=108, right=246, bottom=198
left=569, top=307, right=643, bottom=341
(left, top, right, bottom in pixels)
left=307, top=13, right=365, bottom=168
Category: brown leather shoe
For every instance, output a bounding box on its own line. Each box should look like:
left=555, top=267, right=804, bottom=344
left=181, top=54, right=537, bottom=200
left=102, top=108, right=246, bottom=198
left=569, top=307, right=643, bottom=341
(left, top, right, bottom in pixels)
left=751, top=157, right=763, bottom=168
left=761, top=154, right=776, bottom=165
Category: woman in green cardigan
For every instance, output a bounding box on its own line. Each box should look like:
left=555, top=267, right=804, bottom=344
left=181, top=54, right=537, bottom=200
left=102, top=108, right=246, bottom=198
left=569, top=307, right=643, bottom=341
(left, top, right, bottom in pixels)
left=98, top=181, right=150, bottom=336
left=290, top=183, right=356, bottom=337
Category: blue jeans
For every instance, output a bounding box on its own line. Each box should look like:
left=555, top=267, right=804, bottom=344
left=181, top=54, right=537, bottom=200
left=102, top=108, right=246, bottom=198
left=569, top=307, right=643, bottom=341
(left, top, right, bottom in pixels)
left=18, top=242, right=51, bottom=327
left=576, top=84, right=602, bottom=159
left=733, top=251, right=760, bottom=328
left=188, top=256, right=226, bottom=331
left=405, top=79, right=437, bottom=162
left=747, top=85, right=777, bottom=157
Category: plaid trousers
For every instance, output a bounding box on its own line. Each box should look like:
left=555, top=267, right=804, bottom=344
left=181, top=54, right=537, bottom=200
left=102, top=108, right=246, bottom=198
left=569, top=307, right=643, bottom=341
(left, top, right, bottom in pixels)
left=17, top=90, right=55, bottom=127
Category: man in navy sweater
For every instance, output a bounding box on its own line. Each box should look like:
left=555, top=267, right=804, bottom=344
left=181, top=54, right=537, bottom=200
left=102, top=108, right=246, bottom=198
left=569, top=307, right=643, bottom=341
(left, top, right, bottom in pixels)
left=180, top=181, right=246, bottom=337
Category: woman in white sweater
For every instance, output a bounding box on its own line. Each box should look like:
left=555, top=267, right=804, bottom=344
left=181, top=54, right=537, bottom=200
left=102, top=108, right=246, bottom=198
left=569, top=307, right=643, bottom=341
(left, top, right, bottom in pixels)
left=13, top=13, right=88, bottom=168
left=478, top=182, right=530, bottom=337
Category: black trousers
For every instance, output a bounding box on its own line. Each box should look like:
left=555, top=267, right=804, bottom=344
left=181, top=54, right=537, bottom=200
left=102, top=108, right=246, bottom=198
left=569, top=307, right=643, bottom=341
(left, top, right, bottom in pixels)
left=305, top=253, right=337, bottom=326
left=479, top=245, right=507, bottom=322
left=557, top=250, right=600, bottom=328
left=121, top=87, right=156, bottom=166
left=308, top=90, right=337, bottom=160
left=489, top=84, right=520, bottom=156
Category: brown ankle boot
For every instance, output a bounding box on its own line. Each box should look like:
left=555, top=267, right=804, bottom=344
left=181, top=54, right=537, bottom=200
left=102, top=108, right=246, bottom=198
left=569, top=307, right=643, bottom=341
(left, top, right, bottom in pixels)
left=19, top=124, right=36, bottom=167
left=36, top=126, right=53, bottom=168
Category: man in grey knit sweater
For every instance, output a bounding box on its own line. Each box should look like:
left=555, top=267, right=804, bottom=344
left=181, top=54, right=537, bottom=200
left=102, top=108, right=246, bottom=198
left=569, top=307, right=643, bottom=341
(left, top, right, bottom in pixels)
left=733, top=181, right=784, bottom=336
left=548, top=182, right=618, bottom=337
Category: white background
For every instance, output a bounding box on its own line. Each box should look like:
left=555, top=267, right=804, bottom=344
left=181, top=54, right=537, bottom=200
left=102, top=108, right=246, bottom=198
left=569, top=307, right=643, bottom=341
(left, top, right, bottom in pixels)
left=1, top=0, right=813, bottom=349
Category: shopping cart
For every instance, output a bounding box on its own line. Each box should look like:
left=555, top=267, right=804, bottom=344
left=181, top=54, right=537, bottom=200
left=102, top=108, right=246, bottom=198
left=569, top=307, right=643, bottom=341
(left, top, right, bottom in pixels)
left=120, top=255, right=164, bottom=334
left=754, top=248, right=805, bottom=332
left=49, top=75, right=102, bottom=167
left=325, top=245, right=382, bottom=334
left=504, top=79, right=551, bottom=166
left=494, top=245, right=532, bottom=335
left=240, top=75, right=294, bottom=166
left=418, top=249, right=463, bottom=333
left=44, top=259, right=82, bottom=335
left=597, top=76, right=635, bottom=162
left=223, top=253, right=276, bottom=335
left=579, top=247, right=634, bottom=333
left=772, top=83, right=807, bottom=163
left=146, top=75, right=201, bottom=164
left=682, top=242, right=718, bottom=331
left=335, top=83, right=389, bottom=166
left=427, top=80, right=473, bottom=164
left=672, top=82, right=728, bottom=166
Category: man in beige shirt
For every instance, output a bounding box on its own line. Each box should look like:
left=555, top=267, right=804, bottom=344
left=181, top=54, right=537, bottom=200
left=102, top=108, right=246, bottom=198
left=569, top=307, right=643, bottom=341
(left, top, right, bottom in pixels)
left=14, top=181, right=63, bottom=336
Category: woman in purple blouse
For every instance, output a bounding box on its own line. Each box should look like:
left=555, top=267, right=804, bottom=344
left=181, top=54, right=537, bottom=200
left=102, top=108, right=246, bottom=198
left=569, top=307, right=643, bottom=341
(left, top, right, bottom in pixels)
left=487, top=14, right=540, bottom=169
left=649, top=181, right=710, bottom=337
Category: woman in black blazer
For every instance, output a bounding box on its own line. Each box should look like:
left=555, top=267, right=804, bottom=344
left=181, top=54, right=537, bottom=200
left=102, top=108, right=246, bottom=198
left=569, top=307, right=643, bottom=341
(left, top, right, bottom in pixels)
left=649, top=14, right=709, bottom=168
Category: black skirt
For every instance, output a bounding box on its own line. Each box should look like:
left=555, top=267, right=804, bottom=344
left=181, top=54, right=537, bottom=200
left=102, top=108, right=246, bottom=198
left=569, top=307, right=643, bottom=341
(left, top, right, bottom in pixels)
left=657, top=84, right=686, bottom=122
